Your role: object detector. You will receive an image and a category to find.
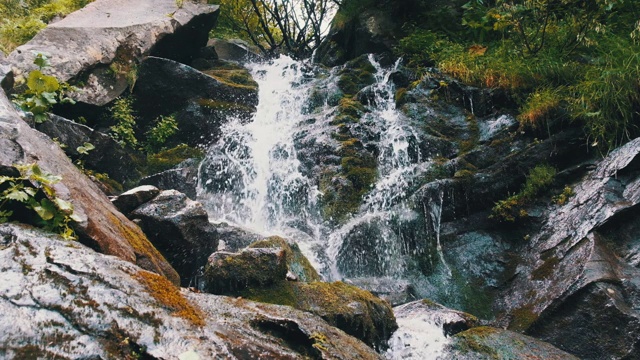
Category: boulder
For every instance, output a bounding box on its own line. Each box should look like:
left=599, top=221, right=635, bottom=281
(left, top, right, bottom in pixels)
left=139, top=158, right=200, bottom=199
left=442, top=327, right=579, bottom=359
left=497, top=137, right=640, bottom=359
left=385, top=299, right=480, bottom=359
left=315, top=8, right=399, bottom=67
left=207, top=38, right=263, bottom=63
left=248, top=236, right=322, bottom=283
left=35, top=113, right=141, bottom=185
left=203, top=237, right=397, bottom=351
left=0, top=223, right=382, bottom=359
left=111, top=185, right=161, bottom=215
left=130, top=190, right=219, bottom=286
left=7, top=0, right=220, bottom=106
left=0, top=55, right=12, bottom=92
left=133, top=56, right=258, bottom=146
left=0, top=91, right=179, bottom=285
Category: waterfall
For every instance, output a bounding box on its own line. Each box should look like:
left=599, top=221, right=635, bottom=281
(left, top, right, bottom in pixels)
left=198, top=53, right=449, bottom=287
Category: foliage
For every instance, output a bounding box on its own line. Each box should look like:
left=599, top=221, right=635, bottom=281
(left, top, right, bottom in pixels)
left=108, top=97, right=138, bottom=149
left=0, top=0, right=94, bottom=54
left=12, top=53, right=76, bottom=123
left=144, top=115, right=178, bottom=153
left=0, top=163, right=80, bottom=240
left=491, top=164, right=556, bottom=222
left=212, top=0, right=335, bottom=58
left=396, top=0, right=640, bottom=150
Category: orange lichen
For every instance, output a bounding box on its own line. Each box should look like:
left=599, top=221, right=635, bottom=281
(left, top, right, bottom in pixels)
left=133, top=270, right=204, bottom=327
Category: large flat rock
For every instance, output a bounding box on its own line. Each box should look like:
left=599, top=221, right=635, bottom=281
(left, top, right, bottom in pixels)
left=7, top=0, right=219, bottom=105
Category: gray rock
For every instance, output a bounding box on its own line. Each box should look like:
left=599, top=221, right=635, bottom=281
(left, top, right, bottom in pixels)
left=7, top=0, right=220, bottom=106
left=207, top=38, right=263, bottom=63
left=211, top=222, right=263, bottom=252
left=204, top=247, right=288, bottom=294
left=111, top=185, right=161, bottom=215
left=0, top=223, right=382, bottom=359
left=130, top=190, right=219, bottom=286
left=36, top=113, right=142, bottom=185
left=140, top=158, right=200, bottom=199
left=348, top=277, right=418, bottom=306
left=442, top=327, right=579, bottom=360
left=497, top=137, right=640, bottom=359
left=133, top=56, right=258, bottom=147
left=0, top=90, right=178, bottom=284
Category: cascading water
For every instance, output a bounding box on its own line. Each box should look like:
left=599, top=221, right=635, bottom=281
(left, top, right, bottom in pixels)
left=197, top=54, right=455, bottom=358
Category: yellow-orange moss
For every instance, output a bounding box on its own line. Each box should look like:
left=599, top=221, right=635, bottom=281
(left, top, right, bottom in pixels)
left=133, top=270, right=205, bottom=327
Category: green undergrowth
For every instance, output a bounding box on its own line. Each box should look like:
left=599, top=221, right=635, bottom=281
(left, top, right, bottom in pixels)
left=0, top=0, right=94, bottom=54
left=491, top=164, right=556, bottom=222
left=0, top=163, right=80, bottom=240
left=395, top=0, right=640, bottom=150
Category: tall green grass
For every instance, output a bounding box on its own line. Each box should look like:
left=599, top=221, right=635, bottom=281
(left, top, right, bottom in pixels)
left=0, top=0, right=94, bottom=54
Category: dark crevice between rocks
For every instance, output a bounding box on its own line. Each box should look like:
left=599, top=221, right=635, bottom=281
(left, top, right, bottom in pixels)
left=443, top=320, right=472, bottom=337
left=150, top=12, right=219, bottom=65
left=250, top=318, right=323, bottom=359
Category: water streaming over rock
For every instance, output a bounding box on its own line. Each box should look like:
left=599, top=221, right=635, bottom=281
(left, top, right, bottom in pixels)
left=197, top=55, right=456, bottom=357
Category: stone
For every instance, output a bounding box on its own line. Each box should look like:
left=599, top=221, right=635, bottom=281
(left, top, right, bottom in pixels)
left=204, top=247, right=288, bottom=293
left=7, top=0, right=220, bottom=106
left=35, top=113, right=142, bottom=185
left=202, top=237, right=397, bottom=351
left=133, top=56, right=258, bottom=147
left=130, top=190, right=219, bottom=286
left=207, top=38, right=263, bottom=63
left=442, top=327, right=579, bottom=360
left=111, top=185, right=161, bottom=215
left=0, top=91, right=178, bottom=284
left=348, top=277, right=418, bottom=306
left=139, top=158, right=200, bottom=200
left=0, top=223, right=382, bottom=359
left=315, top=8, right=399, bottom=67
left=385, top=299, right=480, bottom=359
left=496, top=138, right=640, bottom=359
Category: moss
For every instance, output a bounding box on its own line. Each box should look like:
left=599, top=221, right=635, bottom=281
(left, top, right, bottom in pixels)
left=133, top=270, right=204, bottom=327
left=144, top=144, right=204, bottom=175
left=531, top=256, right=560, bottom=281
left=203, top=69, right=258, bottom=90
left=395, top=88, right=408, bottom=106
left=337, top=57, right=376, bottom=95
left=338, top=97, right=365, bottom=117
left=453, top=327, right=502, bottom=359
left=508, top=304, right=539, bottom=332
left=197, top=98, right=255, bottom=113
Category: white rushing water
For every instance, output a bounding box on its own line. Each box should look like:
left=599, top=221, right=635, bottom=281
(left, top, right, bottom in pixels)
left=197, top=55, right=454, bottom=358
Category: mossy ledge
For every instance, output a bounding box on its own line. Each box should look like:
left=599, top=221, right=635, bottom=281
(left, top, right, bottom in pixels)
left=133, top=270, right=204, bottom=327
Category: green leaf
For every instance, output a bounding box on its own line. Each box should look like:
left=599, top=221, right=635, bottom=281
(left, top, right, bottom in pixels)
left=33, top=53, right=49, bottom=69
left=34, top=113, right=48, bottom=123
left=6, top=189, right=29, bottom=202
left=27, top=70, right=60, bottom=94
left=53, top=198, right=74, bottom=213
left=41, top=92, right=58, bottom=104
left=69, top=213, right=83, bottom=223
left=34, top=198, right=56, bottom=221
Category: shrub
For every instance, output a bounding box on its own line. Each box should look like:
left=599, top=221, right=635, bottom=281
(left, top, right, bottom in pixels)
left=108, top=97, right=138, bottom=149
left=0, top=163, right=80, bottom=240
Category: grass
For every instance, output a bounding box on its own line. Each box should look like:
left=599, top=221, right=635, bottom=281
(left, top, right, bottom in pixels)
left=491, top=164, right=556, bottom=222
left=0, top=0, right=94, bottom=54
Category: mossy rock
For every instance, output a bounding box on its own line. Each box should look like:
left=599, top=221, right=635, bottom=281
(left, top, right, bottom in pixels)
left=144, top=144, right=204, bottom=176
left=203, top=248, right=288, bottom=294
left=203, top=68, right=258, bottom=91
left=443, top=326, right=579, bottom=359
left=337, top=56, right=376, bottom=95
left=240, top=281, right=397, bottom=351
left=248, top=236, right=322, bottom=283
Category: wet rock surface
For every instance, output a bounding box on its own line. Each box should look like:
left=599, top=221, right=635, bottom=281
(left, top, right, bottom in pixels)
left=133, top=56, right=258, bottom=147
left=129, top=190, right=219, bottom=286
left=0, top=223, right=382, bottom=360
left=139, top=158, right=201, bottom=199
left=0, top=91, right=179, bottom=284
left=203, top=237, right=397, bottom=351
left=7, top=0, right=219, bottom=106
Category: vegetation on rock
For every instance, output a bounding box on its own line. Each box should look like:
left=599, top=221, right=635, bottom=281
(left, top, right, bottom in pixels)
left=393, top=0, right=640, bottom=150
left=0, top=163, right=80, bottom=240
left=491, top=164, right=556, bottom=222
left=0, top=0, right=94, bottom=54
